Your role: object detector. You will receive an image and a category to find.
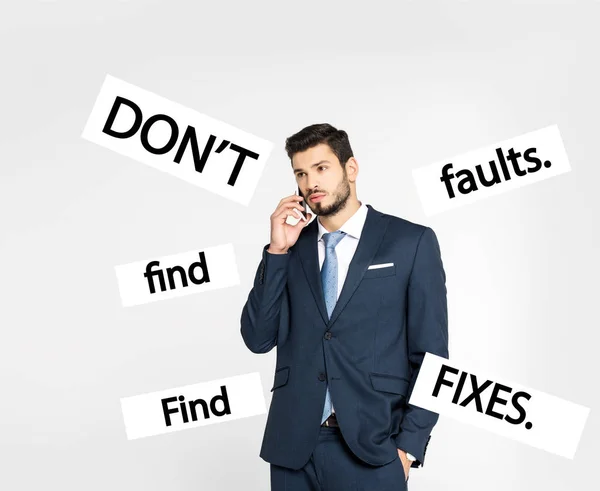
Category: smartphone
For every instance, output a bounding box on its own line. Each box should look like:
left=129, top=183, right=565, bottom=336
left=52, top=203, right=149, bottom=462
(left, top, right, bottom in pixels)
left=296, top=186, right=308, bottom=221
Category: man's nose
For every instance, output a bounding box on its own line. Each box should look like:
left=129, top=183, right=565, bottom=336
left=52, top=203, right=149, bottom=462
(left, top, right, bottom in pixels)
left=306, top=178, right=319, bottom=194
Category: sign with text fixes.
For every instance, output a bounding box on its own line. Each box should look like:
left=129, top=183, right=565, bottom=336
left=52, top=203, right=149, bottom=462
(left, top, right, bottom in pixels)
left=120, top=372, right=267, bottom=440
left=81, top=74, right=273, bottom=205
left=412, top=125, right=571, bottom=215
left=114, top=244, right=239, bottom=307
left=409, top=353, right=590, bottom=459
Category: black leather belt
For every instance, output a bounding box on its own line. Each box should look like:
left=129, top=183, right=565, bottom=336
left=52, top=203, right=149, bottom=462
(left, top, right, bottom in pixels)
left=321, top=413, right=339, bottom=427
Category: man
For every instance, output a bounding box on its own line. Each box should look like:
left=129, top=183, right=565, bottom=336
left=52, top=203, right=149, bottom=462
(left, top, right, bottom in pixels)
left=240, top=123, right=449, bottom=490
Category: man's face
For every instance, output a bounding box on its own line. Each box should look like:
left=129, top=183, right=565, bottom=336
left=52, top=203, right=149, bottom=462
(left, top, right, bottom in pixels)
left=292, top=143, right=351, bottom=217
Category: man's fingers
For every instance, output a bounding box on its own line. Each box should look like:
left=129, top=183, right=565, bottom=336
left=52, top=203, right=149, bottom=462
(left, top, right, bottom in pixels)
left=272, top=202, right=306, bottom=219
left=302, top=213, right=313, bottom=225
left=276, top=194, right=304, bottom=209
left=292, top=212, right=312, bottom=227
left=273, top=207, right=302, bottom=223
left=291, top=208, right=307, bottom=221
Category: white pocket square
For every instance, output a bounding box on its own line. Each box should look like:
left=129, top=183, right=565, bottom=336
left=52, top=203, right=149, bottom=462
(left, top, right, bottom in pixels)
left=367, top=262, right=394, bottom=270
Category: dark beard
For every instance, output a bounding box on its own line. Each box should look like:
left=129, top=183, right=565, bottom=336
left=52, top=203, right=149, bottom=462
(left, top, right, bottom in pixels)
left=313, top=171, right=351, bottom=218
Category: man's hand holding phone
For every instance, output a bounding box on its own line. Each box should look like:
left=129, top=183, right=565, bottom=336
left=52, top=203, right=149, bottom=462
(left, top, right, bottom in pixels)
left=267, top=194, right=313, bottom=254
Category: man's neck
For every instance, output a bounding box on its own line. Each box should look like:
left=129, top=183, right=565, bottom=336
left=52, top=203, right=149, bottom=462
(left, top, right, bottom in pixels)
left=318, top=198, right=362, bottom=233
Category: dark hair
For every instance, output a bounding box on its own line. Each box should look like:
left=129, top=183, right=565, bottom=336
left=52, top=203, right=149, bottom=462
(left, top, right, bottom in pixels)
left=285, top=123, right=354, bottom=168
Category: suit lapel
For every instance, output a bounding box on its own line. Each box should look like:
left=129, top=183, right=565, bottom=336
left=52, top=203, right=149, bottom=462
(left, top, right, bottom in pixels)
left=296, top=218, right=329, bottom=325
left=295, top=204, right=390, bottom=328
left=328, top=205, right=389, bottom=327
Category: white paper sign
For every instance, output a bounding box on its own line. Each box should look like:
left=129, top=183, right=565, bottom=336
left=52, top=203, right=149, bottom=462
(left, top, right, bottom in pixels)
left=410, top=353, right=590, bottom=459
left=412, top=125, right=571, bottom=215
left=121, top=372, right=267, bottom=440
left=82, top=74, right=273, bottom=205
left=114, top=243, right=239, bottom=306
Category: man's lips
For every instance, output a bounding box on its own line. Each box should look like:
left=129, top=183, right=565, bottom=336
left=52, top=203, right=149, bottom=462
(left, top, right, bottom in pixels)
left=309, top=193, right=326, bottom=202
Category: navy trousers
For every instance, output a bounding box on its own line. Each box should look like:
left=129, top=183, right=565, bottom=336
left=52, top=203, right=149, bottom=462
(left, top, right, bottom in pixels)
left=270, top=426, right=409, bottom=491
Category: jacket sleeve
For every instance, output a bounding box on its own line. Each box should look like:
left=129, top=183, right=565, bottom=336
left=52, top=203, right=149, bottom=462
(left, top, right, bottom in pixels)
left=394, top=227, right=449, bottom=467
left=240, top=244, right=291, bottom=354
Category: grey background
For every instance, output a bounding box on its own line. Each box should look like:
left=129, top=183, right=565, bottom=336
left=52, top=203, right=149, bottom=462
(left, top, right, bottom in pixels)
left=1, top=0, right=598, bottom=489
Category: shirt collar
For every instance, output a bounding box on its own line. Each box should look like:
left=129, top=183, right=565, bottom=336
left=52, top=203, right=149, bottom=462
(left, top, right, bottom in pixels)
left=317, top=201, right=368, bottom=242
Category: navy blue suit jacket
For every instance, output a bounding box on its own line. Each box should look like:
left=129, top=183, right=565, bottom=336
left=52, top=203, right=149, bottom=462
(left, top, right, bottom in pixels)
left=240, top=204, right=449, bottom=470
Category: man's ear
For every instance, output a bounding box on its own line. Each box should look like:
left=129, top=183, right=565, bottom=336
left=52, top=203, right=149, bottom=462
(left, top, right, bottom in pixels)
left=345, top=157, right=359, bottom=182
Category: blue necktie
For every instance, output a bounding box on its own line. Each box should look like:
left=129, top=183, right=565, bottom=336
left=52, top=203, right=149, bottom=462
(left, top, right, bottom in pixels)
left=320, top=230, right=347, bottom=424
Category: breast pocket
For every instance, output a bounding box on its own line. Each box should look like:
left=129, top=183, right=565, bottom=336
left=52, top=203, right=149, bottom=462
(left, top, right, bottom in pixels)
left=363, top=263, right=396, bottom=279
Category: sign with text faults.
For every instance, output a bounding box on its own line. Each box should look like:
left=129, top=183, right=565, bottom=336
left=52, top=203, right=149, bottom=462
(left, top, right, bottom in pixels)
left=412, top=125, right=571, bottom=215
left=409, top=353, right=590, bottom=459
left=114, top=243, right=240, bottom=307
left=121, top=372, right=267, bottom=440
left=81, top=74, right=273, bottom=205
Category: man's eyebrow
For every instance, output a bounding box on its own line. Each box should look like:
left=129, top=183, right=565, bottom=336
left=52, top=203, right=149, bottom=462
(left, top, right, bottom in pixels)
left=294, top=160, right=330, bottom=174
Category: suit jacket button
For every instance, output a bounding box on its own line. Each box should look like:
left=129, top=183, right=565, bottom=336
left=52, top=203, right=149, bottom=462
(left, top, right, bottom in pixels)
left=318, top=372, right=326, bottom=381
left=324, top=331, right=332, bottom=340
